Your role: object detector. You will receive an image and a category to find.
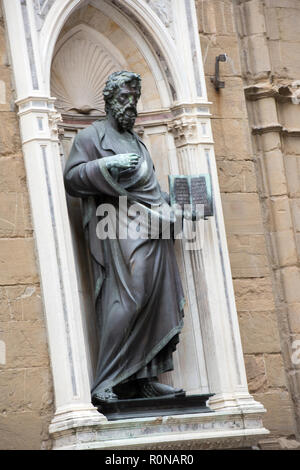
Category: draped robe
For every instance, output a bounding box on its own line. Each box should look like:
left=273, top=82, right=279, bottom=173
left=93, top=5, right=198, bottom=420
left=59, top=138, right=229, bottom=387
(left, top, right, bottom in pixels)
left=64, top=119, right=185, bottom=398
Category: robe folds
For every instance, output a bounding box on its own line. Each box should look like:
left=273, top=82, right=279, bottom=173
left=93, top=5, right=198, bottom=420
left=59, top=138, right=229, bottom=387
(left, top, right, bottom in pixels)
left=64, top=119, right=185, bottom=397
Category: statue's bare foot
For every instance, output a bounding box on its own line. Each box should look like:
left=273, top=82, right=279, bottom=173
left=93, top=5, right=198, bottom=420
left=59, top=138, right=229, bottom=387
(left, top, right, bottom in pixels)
left=137, top=378, right=185, bottom=398
left=91, top=388, right=118, bottom=405
left=112, top=377, right=185, bottom=399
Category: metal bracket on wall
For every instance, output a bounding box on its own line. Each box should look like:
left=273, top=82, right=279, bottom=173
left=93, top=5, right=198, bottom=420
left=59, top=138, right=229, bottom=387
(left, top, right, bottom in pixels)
left=211, top=54, right=227, bottom=91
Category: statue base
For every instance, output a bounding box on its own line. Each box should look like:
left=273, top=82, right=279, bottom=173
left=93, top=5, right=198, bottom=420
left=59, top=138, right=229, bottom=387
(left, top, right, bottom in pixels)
left=95, top=394, right=214, bottom=421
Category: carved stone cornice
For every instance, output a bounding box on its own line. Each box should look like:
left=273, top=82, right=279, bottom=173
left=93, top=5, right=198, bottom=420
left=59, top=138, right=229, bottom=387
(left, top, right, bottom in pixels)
left=245, top=81, right=300, bottom=104
left=252, top=124, right=300, bottom=137
left=252, top=123, right=283, bottom=135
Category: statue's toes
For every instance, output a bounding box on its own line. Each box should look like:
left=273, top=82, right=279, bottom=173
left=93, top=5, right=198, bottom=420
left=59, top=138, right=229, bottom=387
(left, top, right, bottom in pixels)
left=138, top=379, right=186, bottom=398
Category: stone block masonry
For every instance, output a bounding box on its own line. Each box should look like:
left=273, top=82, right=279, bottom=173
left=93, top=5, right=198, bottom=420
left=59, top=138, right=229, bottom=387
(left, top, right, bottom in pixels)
left=0, top=3, right=54, bottom=450
left=196, top=0, right=300, bottom=446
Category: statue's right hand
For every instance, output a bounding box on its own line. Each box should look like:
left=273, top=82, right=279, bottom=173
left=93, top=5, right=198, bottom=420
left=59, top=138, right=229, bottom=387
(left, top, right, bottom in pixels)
left=105, top=153, right=140, bottom=172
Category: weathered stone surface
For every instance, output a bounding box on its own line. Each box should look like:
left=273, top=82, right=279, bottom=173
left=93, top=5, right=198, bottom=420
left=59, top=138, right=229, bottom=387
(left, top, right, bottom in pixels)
left=269, top=196, right=293, bottom=232
left=285, top=159, right=300, bottom=198
left=256, top=97, right=278, bottom=127
left=222, top=193, right=265, bottom=235
left=227, top=234, right=269, bottom=278
left=243, top=35, right=271, bottom=77
left=284, top=136, right=300, bottom=156
left=278, top=437, right=300, bottom=450
left=264, top=354, right=287, bottom=388
left=202, top=35, right=242, bottom=77
left=244, top=355, right=267, bottom=393
left=217, top=160, right=257, bottom=192
left=0, top=411, right=52, bottom=450
left=260, top=132, right=281, bottom=153
left=207, top=77, right=247, bottom=119
left=212, top=118, right=253, bottom=161
left=288, top=304, right=300, bottom=334
left=238, top=311, right=281, bottom=354
left=273, top=41, right=300, bottom=78
left=290, top=199, right=300, bottom=233
left=214, top=0, right=236, bottom=35
left=197, top=0, right=216, bottom=34
left=0, top=285, right=43, bottom=322
left=24, top=368, right=53, bottom=413
left=264, top=0, right=300, bottom=8
left=0, top=113, right=21, bottom=156
left=0, top=369, right=26, bottom=412
left=276, top=7, right=300, bottom=42
left=233, top=277, right=275, bottom=312
left=281, top=266, right=300, bottom=304
left=270, top=230, right=298, bottom=268
left=242, top=0, right=266, bottom=36
left=0, top=239, right=39, bottom=285
left=264, top=150, right=287, bottom=196
left=0, top=192, right=32, bottom=238
left=0, top=6, right=52, bottom=451
left=0, top=156, right=27, bottom=192
left=254, top=391, right=297, bottom=436
left=0, top=320, right=49, bottom=368
left=0, top=66, right=12, bottom=111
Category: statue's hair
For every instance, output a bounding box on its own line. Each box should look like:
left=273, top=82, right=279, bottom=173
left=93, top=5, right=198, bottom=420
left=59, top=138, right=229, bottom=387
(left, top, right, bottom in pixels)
left=103, top=71, right=141, bottom=112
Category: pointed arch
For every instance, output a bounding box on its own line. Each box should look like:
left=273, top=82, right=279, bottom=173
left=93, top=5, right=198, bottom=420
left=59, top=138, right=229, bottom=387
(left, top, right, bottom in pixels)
left=40, top=0, right=188, bottom=106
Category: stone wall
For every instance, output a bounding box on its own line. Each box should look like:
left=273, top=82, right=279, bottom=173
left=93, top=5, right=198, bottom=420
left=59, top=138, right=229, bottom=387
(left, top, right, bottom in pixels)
left=196, top=0, right=300, bottom=446
left=2, top=0, right=300, bottom=451
left=0, top=3, right=54, bottom=450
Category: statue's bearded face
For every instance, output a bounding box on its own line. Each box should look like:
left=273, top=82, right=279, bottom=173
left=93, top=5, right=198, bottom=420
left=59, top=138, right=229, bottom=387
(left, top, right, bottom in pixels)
left=110, top=82, right=139, bottom=131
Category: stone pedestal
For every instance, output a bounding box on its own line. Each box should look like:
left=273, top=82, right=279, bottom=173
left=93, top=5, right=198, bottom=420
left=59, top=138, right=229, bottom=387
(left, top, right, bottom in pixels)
left=49, top=408, right=269, bottom=450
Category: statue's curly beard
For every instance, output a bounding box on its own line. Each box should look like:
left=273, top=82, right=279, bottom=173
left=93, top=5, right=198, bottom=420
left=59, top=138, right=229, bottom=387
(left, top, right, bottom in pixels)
left=110, top=102, right=137, bottom=131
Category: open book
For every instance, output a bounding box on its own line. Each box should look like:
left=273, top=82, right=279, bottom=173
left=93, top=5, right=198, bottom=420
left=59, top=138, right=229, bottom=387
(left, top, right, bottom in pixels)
left=168, top=174, right=213, bottom=220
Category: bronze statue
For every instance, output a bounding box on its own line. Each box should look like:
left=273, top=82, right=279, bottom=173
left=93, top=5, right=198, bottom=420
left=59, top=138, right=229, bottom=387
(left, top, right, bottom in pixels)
left=64, top=71, right=185, bottom=403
